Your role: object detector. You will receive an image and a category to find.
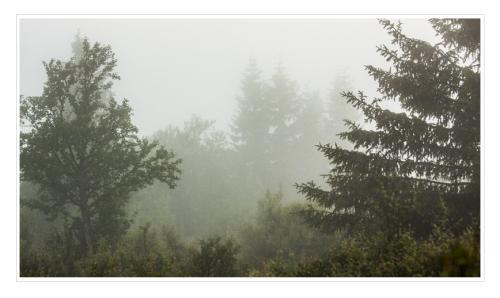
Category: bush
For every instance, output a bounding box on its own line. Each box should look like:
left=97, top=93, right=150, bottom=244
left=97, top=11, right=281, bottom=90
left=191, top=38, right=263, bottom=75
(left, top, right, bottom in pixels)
left=294, top=227, right=480, bottom=277
left=239, top=190, right=333, bottom=272
left=188, top=236, right=240, bottom=277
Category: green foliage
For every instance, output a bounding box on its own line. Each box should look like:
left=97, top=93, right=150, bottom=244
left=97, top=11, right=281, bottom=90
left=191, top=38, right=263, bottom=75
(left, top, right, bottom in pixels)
left=20, top=35, right=181, bottom=254
left=437, top=227, right=480, bottom=277
left=291, top=18, right=481, bottom=278
left=323, top=74, right=360, bottom=147
left=430, top=19, right=480, bottom=61
left=76, top=235, right=179, bottom=277
left=296, top=19, right=480, bottom=238
left=21, top=223, right=241, bottom=277
left=231, top=58, right=270, bottom=165
left=20, top=183, right=54, bottom=250
left=189, top=236, right=240, bottom=277
left=20, top=20, right=481, bottom=278
left=131, top=115, right=252, bottom=238
left=294, top=226, right=480, bottom=277
left=231, top=61, right=332, bottom=197
left=20, top=250, right=64, bottom=277
left=239, top=191, right=333, bottom=273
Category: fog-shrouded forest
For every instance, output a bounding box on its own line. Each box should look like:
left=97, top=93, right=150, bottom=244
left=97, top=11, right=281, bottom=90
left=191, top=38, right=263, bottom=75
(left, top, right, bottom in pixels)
left=19, top=18, right=480, bottom=277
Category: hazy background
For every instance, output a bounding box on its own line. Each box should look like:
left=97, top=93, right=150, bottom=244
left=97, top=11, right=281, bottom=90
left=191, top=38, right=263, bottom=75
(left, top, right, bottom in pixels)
left=19, top=17, right=481, bottom=278
left=20, top=18, right=438, bottom=136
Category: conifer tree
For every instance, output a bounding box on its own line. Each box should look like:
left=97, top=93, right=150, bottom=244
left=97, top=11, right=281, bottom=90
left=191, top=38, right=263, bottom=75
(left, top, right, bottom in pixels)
left=297, top=19, right=480, bottom=238
left=324, top=74, right=360, bottom=146
left=231, top=59, right=273, bottom=184
left=265, top=65, right=302, bottom=189
left=294, top=89, right=327, bottom=181
left=232, top=61, right=303, bottom=192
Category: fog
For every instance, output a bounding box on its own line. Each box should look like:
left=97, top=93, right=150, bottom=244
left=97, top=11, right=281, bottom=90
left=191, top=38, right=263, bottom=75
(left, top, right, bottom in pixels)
left=20, top=17, right=478, bottom=278
left=20, top=18, right=437, bottom=135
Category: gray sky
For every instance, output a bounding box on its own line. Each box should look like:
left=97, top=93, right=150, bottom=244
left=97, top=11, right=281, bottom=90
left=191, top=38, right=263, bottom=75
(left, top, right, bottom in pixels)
left=20, top=18, right=438, bottom=136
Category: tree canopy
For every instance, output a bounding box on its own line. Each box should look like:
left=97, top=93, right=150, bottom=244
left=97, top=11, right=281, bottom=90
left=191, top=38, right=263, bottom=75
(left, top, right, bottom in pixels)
left=20, top=36, right=181, bottom=254
left=297, top=19, right=480, bottom=238
left=19, top=19, right=481, bottom=278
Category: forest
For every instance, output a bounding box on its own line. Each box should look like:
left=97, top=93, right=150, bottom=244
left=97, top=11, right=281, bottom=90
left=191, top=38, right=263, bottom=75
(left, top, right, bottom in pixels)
left=19, top=18, right=480, bottom=277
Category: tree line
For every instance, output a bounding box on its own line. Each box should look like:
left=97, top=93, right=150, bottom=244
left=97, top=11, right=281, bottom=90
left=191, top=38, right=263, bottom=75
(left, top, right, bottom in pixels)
left=20, top=18, right=480, bottom=277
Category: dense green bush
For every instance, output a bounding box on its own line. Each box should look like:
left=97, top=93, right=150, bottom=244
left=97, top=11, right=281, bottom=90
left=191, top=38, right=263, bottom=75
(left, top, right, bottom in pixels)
left=294, top=227, right=480, bottom=277
left=188, top=236, right=240, bottom=277
left=21, top=195, right=479, bottom=278
left=21, top=223, right=242, bottom=277
left=20, top=209, right=480, bottom=277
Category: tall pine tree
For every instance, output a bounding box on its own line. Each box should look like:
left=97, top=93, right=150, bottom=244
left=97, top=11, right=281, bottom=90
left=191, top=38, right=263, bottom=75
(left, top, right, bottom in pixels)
left=232, top=61, right=304, bottom=193
left=231, top=59, right=273, bottom=188
left=265, top=65, right=302, bottom=191
left=294, top=89, right=328, bottom=182
left=324, top=74, right=360, bottom=147
left=297, top=19, right=480, bottom=238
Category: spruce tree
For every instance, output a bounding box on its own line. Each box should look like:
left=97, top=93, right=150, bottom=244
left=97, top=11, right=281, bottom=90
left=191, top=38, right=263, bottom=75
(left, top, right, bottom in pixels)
left=265, top=65, right=302, bottom=190
left=324, top=74, right=360, bottom=146
left=232, top=61, right=303, bottom=193
left=231, top=59, right=273, bottom=185
left=294, top=89, right=328, bottom=182
left=296, top=19, right=480, bottom=238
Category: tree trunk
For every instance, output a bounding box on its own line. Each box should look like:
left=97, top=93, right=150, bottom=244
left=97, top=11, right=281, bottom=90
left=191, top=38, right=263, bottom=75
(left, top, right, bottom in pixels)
left=80, top=203, right=93, bottom=255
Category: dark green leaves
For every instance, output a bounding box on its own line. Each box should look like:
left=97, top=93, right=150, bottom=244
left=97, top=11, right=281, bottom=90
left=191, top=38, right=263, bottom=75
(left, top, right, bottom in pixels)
left=20, top=36, right=181, bottom=253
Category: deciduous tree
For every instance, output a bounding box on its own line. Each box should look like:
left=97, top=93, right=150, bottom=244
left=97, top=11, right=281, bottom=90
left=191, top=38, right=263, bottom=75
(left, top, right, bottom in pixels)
left=20, top=36, right=181, bottom=254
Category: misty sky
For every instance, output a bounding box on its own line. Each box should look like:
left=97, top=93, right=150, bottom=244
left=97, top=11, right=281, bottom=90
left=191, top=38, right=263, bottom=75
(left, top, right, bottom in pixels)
left=20, top=18, right=438, bottom=136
